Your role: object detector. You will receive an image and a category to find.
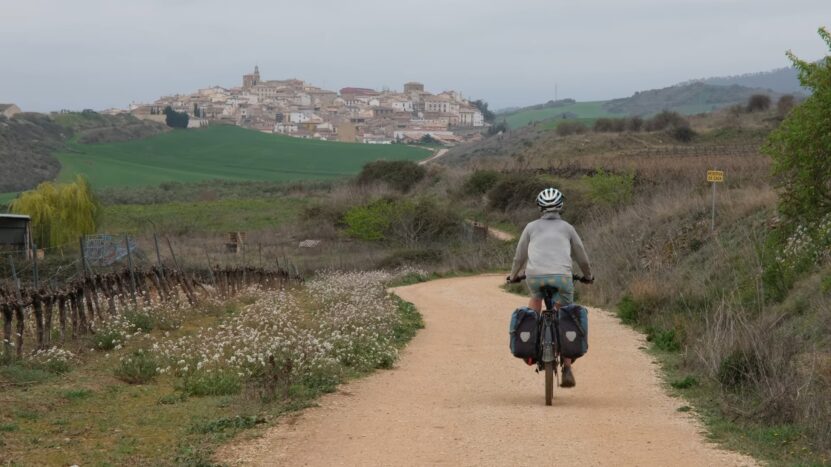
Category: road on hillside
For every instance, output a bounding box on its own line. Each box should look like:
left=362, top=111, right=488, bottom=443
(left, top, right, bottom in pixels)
left=218, top=275, right=757, bottom=466
left=418, top=148, right=448, bottom=165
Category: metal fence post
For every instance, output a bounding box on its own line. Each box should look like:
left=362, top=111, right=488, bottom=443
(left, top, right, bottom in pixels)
left=154, top=233, right=166, bottom=283
left=125, top=235, right=137, bottom=304
left=32, top=242, right=39, bottom=289
left=79, top=236, right=89, bottom=278
left=7, top=255, right=22, bottom=301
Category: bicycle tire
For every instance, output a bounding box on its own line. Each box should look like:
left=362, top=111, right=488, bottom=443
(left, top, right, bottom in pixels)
left=545, top=361, right=554, bottom=406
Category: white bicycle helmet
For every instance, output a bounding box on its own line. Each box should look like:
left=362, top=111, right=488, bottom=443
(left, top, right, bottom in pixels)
left=536, top=188, right=564, bottom=212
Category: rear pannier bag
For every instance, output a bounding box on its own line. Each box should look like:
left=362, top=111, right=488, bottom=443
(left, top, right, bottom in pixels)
left=509, top=307, right=539, bottom=359
left=558, top=304, right=589, bottom=360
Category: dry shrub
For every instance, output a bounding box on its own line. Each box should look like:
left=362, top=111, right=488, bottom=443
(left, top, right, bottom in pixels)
left=693, top=302, right=827, bottom=427
left=629, top=277, right=665, bottom=305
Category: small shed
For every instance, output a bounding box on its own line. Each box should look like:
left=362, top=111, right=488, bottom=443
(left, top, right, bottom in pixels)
left=0, top=214, right=32, bottom=255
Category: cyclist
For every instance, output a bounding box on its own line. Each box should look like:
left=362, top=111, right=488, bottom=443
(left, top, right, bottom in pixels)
left=507, top=187, right=593, bottom=388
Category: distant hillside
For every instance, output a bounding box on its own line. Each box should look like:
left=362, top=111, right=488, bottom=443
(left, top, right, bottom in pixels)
left=601, top=82, right=781, bottom=116
left=0, top=113, right=66, bottom=192
left=681, top=66, right=808, bottom=95
left=500, top=100, right=614, bottom=129
left=0, top=112, right=167, bottom=193
left=500, top=67, right=805, bottom=130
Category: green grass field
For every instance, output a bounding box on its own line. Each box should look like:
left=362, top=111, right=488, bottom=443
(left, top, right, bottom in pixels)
left=502, top=101, right=615, bottom=128
left=56, top=125, right=429, bottom=189
left=101, top=197, right=308, bottom=234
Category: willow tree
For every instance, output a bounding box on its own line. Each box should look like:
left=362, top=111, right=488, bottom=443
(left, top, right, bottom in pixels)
left=10, top=176, right=100, bottom=248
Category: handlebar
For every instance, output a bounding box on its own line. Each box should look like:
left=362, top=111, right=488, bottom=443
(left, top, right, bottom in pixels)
left=507, top=274, right=594, bottom=284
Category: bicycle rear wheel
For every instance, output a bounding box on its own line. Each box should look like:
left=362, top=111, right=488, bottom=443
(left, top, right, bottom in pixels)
left=544, top=361, right=554, bottom=406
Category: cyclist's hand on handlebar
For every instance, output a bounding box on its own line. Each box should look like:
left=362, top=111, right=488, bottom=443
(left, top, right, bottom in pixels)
left=506, top=275, right=526, bottom=284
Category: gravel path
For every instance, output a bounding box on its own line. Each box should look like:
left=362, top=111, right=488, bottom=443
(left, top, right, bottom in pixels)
left=218, top=275, right=757, bottom=466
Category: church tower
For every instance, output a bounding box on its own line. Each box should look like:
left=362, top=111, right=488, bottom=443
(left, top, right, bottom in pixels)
left=243, top=66, right=261, bottom=90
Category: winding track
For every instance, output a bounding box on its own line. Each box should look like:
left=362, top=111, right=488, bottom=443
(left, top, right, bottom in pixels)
left=219, top=275, right=757, bottom=466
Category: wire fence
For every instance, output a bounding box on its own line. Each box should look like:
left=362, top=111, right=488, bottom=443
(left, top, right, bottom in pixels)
left=1, top=232, right=303, bottom=359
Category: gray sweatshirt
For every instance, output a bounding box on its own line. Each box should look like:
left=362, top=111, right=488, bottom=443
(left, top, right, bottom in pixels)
left=509, top=212, right=593, bottom=279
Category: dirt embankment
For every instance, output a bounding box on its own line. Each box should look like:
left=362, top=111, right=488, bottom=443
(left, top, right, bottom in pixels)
left=218, top=275, right=757, bottom=466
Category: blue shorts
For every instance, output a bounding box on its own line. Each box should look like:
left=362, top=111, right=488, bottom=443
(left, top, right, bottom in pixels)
left=526, top=274, right=574, bottom=305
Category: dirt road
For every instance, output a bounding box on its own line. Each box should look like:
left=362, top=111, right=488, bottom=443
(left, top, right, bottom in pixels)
left=418, top=148, right=448, bottom=165
left=219, top=275, right=757, bottom=466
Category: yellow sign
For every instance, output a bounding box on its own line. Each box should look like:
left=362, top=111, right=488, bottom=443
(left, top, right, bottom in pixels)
left=707, top=170, right=724, bottom=183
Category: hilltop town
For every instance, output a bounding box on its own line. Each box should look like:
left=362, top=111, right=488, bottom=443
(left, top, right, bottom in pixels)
left=125, top=67, right=489, bottom=144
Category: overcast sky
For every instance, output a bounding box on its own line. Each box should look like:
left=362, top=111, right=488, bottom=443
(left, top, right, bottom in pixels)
left=1, top=0, right=828, bottom=112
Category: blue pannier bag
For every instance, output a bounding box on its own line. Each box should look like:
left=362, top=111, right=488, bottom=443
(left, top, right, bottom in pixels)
left=509, top=307, right=539, bottom=360
left=558, top=304, right=589, bottom=360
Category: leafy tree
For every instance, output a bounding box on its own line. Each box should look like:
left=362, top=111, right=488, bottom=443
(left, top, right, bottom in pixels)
left=764, top=27, right=831, bottom=222
left=357, top=160, right=426, bottom=192
left=555, top=120, right=588, bottom=136
left=626, top=116, right=644, bottom=132
left=420, top=134, right=439, bottom=145
left=776, top=95, right=796, bottom=117
left=163, top=106, right=189, bottom=129
left=670, top=125, right=697, bottom=143
left=486, top=121, right=508, bottom=136
left=487, top=174, right=549, bottom=211
left=644, top=111, right=688, bottom=131
left=746, top=94, right=772, bottom=112
left=471, top=99, right=496, bottom=123
left=462, top=170, right=502, bottom=195
left=10, top=176, right=100, bottom=247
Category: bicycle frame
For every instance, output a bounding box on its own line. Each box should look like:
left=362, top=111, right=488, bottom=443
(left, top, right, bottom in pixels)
left=507, top=273, right=590, bottom=406
left=537, top=287, right=561, bottom=369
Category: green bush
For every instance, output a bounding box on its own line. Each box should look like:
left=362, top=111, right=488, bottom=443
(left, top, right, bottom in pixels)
left=593, top=118, right=626, bottom=133
left=670, top=125, right=697, bottom=143
left=344, top=198, right=461, bottom=245
left=181, top=371, right=241, bottom=396
left=343, top=199, right=395, bottom=241
left=644, top=111, right=688, bottom=132
left=617, top=295, right=639, bottom=324
left=115, top=350, right=158, bottom=384
left=746, top=94, right=772, bottom=112
left=670, top=376, right=699, bottom=389
left=387, top=198, right=461, bottom=245
left=585, top=169, right=634, bottom=207
left=764, top=28, right=831, bottom=223
left=462, top=170, right=501, bottom=196
left=555, top=121, right=588, bottom=136
left=647, top=327, right=681, bottom=352
left=357, top=160, right=426, bottom=192
left=626, top=116, right=644, bottom=132
left=487, top=174, right=549, bottom=211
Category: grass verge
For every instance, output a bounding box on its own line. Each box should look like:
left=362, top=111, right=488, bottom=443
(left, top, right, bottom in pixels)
left=0, top=290, right=423, bottom=466
left=623, top=314, right=829, bottom=467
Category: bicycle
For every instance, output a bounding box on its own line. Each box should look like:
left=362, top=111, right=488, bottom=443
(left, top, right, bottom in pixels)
left=509, top=274, right=592, bottom=406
